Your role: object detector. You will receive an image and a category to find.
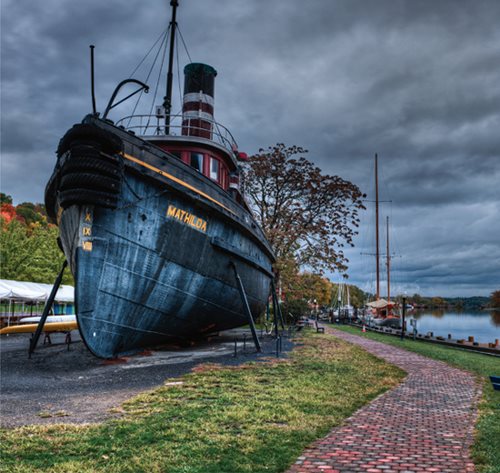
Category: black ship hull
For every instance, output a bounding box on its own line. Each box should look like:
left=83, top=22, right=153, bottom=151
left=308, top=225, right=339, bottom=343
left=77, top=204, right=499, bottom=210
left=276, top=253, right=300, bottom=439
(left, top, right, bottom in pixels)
left=46, top=116, right=274, bottom=358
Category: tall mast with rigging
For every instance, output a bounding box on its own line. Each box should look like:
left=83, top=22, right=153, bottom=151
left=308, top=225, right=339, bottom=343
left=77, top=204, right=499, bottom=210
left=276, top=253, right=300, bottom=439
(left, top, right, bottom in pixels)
left=164, top=0, right=179, bottom=134
left=386, top=216, right=390, bottom=304
left=375, top=154, right=380, bottom=300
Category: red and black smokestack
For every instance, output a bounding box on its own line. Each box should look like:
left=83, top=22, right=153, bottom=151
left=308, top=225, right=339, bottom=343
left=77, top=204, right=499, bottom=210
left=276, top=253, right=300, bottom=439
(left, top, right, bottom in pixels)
left=182, top=63, right=217, bottom=139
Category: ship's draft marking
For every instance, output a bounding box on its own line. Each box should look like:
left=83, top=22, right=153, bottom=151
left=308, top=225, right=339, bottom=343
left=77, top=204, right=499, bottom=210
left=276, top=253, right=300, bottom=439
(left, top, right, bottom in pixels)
left=121, top=152, right=235, bottom=215
left=82, top=241, right=93, bottom=252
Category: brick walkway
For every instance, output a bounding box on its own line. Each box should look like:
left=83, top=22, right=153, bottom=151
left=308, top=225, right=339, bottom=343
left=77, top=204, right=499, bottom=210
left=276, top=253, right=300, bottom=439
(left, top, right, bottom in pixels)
left=287, top=327, right=481, bottom=473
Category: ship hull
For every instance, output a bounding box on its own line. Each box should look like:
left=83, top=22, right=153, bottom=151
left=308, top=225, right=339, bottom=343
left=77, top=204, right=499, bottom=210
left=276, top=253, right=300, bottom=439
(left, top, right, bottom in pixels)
left=50, top=118, right=274, bottom=358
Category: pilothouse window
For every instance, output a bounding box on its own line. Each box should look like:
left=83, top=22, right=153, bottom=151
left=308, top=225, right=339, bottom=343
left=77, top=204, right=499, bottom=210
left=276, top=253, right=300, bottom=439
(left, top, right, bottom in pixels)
left=190, top=152, right=204, bottom=173
left=210, top=157, right=220, bottom=181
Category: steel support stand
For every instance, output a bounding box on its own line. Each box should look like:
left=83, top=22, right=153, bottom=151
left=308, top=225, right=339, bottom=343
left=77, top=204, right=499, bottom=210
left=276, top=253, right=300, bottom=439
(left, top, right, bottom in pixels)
left=401, top=296, right=407, bottom=341
left=231, top=262, right=261, bottom=352
left=270, top=279, right=285, bottom=335
left=29, top=260, right=68, bottom=358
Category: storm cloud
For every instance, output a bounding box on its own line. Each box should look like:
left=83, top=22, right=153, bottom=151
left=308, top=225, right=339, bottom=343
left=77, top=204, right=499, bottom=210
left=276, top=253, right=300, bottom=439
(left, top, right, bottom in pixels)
left=1, top=0, right=499, bottom=297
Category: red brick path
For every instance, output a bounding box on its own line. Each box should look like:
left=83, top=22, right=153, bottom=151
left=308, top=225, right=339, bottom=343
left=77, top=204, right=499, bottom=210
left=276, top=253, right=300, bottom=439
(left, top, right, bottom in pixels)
left=287, top=327, right=481, bottom=473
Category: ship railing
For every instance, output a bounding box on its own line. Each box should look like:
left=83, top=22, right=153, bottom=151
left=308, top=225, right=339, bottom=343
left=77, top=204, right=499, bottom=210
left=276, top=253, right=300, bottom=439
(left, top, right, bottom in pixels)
left=115, top=114, right=238, bottom=154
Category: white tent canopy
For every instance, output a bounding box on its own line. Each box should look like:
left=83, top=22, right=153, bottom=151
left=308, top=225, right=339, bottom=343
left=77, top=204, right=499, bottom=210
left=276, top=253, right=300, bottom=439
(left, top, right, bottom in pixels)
left=0, top=280, right=74, bottom=303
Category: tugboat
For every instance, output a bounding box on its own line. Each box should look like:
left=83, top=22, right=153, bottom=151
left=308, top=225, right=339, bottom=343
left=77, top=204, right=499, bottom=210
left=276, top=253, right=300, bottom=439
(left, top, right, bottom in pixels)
left=44, top=1, right=275, bottom=358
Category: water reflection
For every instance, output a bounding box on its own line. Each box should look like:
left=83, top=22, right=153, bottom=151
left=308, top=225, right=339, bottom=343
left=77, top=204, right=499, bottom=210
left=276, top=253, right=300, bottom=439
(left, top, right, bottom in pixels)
left=491, top=310, right=500, bottom=327
left=407, top=309, right=500, bottom=344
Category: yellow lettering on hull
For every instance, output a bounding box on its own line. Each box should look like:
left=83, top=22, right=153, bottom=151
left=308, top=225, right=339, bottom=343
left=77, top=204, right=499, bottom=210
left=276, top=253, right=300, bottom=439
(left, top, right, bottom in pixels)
left=166, top=205, right=207, bottom=233
left=82, top=241, right=93, bottom=252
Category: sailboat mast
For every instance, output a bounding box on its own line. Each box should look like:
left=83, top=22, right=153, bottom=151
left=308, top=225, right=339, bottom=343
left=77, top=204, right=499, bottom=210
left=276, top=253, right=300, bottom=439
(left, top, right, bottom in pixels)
left=375, top=154, right=380, bottom=300
left=164, top=0, right=179, bottom=134
left=386, top=216, right=390, bottom=303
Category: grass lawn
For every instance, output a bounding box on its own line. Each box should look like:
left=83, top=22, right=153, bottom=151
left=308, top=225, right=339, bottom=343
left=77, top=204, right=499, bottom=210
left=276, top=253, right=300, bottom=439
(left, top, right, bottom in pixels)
left=0, top=331, right=404, bottom=473
left=333, top=325, right=500, bottom=473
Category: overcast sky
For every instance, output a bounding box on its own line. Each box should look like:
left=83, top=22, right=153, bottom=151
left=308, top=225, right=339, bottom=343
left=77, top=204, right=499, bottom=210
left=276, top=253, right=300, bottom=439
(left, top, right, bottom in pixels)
left=1, top=0, right=499, bottom=297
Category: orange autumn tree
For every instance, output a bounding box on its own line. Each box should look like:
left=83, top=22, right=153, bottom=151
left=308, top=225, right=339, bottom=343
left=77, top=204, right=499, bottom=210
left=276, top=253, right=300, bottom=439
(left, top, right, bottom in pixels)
left=490, top=290, right=500, bottom=309
left=0, top=193, right=17, bottom=223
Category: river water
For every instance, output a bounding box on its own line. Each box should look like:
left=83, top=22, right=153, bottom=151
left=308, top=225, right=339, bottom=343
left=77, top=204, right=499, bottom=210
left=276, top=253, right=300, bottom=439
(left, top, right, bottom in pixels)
left=406, top=310, right=500, bottom=344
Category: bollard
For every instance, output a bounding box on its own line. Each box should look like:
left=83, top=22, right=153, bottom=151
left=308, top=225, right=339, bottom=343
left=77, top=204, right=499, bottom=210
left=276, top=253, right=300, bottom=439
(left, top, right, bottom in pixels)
left=234, top=339, right=238, bottom=357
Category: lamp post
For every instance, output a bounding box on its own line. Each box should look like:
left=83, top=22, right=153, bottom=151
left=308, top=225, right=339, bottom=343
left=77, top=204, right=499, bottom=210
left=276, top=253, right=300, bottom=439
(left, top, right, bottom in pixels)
left=401, top=294, right=407, bottom=340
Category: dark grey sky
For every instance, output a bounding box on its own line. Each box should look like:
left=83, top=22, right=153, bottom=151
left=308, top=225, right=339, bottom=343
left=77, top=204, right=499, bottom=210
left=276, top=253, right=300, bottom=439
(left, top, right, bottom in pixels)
left=1, top=0, right=499, bottom=297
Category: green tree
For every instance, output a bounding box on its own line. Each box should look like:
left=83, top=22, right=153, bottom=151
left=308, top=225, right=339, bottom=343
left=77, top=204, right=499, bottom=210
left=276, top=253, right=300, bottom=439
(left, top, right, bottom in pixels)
left=0, top=193, right=13, bottom=204
left=0, top=218, right=72, bottom=285
left=282, top=298, right=309, bottom=322
left=348, top=284, right=367, bottom=308
left=0, top=218, right=36, bottom=280
left=16, top=202, right=47, bottom=226
left=29, top=224, right=73, bottom=285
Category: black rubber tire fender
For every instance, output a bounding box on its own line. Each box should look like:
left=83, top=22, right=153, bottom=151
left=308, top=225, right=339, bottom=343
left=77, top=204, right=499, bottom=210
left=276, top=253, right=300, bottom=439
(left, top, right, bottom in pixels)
left=59, top=188, right=119, bottom=209
left=58, top=123, right=122, bottom=156
left=62, top=156, right=121, bottom=178
left=70, top=144, right=102, bottom=160
left=60, top=172, right=121, bottom=193
left=44, top=172, right=60, bottom=221
left=70, top=145, right=121, bottom=165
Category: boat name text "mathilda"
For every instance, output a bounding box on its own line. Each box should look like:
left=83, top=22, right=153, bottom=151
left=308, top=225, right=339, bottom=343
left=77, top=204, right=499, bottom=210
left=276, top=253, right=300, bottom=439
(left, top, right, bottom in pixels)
left=167, top=205, right=207, bottom=233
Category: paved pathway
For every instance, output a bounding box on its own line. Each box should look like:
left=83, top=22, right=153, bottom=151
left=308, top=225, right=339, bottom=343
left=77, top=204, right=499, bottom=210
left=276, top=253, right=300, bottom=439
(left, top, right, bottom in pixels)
left=287, top=328, right=481, bottom=473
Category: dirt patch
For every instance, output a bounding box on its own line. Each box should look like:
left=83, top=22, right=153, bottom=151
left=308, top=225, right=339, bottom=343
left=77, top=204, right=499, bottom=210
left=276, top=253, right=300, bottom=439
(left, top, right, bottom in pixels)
left=1, top=329, right=294, bottom=428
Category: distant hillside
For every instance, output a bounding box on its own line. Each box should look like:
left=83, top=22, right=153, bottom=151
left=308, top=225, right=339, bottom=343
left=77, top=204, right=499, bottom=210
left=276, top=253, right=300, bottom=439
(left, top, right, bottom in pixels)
left=406, top=293, right=491, bottom=309
left=443, top=296, right=490, bottom=308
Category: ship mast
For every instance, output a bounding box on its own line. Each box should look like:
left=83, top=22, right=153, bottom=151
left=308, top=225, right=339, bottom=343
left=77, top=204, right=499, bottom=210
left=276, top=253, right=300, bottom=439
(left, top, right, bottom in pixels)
left=375, top=154, right=380, bottom=300
left=164, top=0, right=179, bottom=134
left=386, top=216, right=390, bottom=304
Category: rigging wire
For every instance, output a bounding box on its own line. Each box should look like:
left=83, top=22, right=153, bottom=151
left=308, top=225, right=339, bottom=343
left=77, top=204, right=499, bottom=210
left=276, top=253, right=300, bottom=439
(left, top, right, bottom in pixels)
left=376, top=160, right=405, bottom=298
left=128, top=28, right=168, bottom=79
left=175, top=29, right=183, bottom=116
left=176, top=26, right=193, bottom=64
left=145, top=32, right=169, bottom=131
left=126, top=26, right=170, bottom=128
